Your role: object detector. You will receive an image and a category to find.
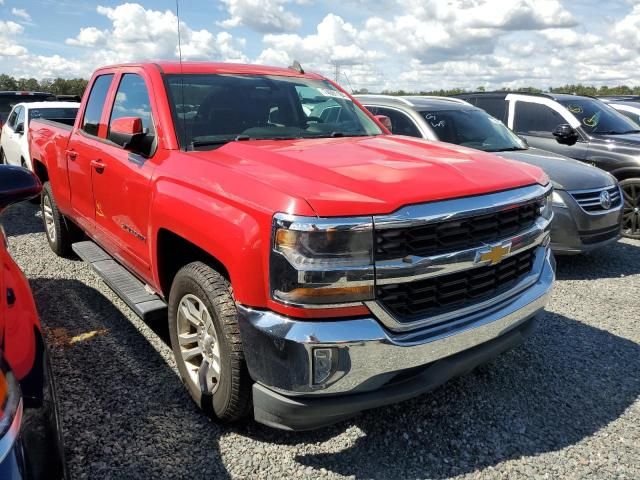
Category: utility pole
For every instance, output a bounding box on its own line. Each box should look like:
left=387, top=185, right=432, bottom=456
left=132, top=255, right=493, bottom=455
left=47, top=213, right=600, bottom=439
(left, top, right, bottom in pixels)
left=333, top=62, right=341, bottom=83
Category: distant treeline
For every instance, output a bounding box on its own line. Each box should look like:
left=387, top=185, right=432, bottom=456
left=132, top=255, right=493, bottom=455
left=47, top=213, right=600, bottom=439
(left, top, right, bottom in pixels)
left=355, top=85, right=640, bottom=97
left=2, top=73, right=639, bottom=98
left=0, top=75, right=88, bottom=97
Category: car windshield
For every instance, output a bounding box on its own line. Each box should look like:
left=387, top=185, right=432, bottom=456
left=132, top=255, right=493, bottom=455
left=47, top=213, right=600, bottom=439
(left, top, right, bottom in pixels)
left=558, top=98, right=640, bottom=134
left=420, top=108, right=527, bottom=152
left=28, top=107, right=78, bottom=124
left=0, top=94, right=56, bottom=123
left=165, top=74, right=382, bottom=150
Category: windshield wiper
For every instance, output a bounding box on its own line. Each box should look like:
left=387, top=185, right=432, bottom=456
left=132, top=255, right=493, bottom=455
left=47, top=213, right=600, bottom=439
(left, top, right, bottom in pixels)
left=489, top=146, right=528, bottom=152
left=190, top=135, right=251, bottom=148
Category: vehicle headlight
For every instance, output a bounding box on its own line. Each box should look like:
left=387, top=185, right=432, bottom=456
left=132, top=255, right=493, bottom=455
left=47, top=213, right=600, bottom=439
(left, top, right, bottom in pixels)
left=270, top=214, right=374, bottom=307
left=551, top=190, right=567, bottom=208
left=0, top=358, right=23, bottom=464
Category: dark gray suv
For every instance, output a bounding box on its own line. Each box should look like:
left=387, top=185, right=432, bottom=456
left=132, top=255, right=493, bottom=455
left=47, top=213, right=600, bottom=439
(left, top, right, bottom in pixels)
left=356, top=95, right=623, bottom=254
left=453, top=92, right=640, bottom=238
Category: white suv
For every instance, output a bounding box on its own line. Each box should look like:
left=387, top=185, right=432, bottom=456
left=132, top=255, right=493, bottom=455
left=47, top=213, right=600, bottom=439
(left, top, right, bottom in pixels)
left=0, top=101, right=78, bottom=169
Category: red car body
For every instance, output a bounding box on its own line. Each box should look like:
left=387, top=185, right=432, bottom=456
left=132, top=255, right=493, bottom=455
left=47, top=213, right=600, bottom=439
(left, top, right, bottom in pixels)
left=29, top=62, right=547, bottom=320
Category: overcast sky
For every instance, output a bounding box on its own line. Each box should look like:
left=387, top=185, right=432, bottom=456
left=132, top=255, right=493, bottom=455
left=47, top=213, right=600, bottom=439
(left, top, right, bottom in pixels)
left=1, top=0, right=639, bottom=91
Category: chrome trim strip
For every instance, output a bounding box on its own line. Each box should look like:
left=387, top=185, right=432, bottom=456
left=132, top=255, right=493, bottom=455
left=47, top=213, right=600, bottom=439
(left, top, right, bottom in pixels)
left=373, top=183, right=552, bottom=229
left=567, top=184, right=619, bottom=195
left=375, top=216, right=551, bottom=285
left=568, top=185, right=624, bottom=216
left=368, top=245, right=548, bottom=332
left=273, top=213, right=373, bottom=232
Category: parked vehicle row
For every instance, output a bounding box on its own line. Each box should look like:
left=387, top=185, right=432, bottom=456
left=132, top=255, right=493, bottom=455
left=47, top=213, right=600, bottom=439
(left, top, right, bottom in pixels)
left=356, top=95, right=623, bottom=253
left=1, top=61, right=635, bottom=438
left=0, top=165, right=67, bottom=480
left=453, top=92, right=640, bottom=238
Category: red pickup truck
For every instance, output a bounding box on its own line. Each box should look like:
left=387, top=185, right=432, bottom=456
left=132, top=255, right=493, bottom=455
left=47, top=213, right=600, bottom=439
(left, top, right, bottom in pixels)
left=29, top=62, right=555, bottom=430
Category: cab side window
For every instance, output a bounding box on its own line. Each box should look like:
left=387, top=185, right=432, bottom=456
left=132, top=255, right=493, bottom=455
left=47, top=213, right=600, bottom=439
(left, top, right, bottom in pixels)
left=374, top=107, right=421, bottom=138
left=513, top=101, right=565, bottom=136
left=14, top=106, right=25, bottom=131
left=108, top=73, right=156, bottom=155
left=81, top=74, right=114, bottom=136
left=6, top=108, right=19, bottom=130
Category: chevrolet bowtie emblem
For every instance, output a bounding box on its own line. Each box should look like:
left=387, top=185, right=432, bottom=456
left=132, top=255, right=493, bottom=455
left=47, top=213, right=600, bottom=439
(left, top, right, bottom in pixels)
left=476, top=243, right=512, bottom=266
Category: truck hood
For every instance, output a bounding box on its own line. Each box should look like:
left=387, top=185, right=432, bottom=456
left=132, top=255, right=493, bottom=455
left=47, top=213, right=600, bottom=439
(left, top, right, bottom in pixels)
left=493, top=147, right=615, bottom=191
left=199, top=135, right=548, bottom=216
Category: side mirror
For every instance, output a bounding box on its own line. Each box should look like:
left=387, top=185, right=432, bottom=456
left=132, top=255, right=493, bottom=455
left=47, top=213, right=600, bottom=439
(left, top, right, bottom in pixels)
left=109, top=117, right=145, bottom=151
left=517, top=135, right=529, bottom=147
left=15, top=123, right=24, bottom=135
left=552, top=124, right=579, bottom=145
left=375, top=115, right=393, bottom=132
left=0, top=165, right=42, bottom=212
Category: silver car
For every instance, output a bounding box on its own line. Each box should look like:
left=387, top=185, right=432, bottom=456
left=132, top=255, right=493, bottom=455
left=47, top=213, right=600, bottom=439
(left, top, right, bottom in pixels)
left=356, top=95, right=623, bottom=254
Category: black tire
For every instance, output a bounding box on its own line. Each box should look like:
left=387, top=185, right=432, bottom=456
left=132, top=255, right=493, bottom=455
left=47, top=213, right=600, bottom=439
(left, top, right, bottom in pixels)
left=41, top=182, right=78, bottom=257
left=168, top=261, right=251, bottom=423
left=621, top=178, right=640, bottom=239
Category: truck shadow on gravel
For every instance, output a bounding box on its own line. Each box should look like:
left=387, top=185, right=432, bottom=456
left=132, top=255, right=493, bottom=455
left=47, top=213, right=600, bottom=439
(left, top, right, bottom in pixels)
left=247, top=311, right=640, bottom=479
left=28, top=277, right=233, bottom=480
left=2, top=201, right=45, bottom=236
left=555, top=239, right=640, bottom=280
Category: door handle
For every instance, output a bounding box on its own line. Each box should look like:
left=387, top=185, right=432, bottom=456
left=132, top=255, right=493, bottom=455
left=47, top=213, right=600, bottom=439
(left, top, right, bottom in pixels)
left=90, top=159, right=106, bottom=173
left=65, top=149, right=78, bottom=161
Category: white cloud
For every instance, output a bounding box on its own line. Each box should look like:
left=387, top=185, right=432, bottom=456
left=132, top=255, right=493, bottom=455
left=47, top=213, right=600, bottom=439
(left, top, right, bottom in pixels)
left=11, top=8, right=32, bottom=21
left=0, top=21, right=28, bottom=57
left=63, top=3, right=246, bottom=69
left=219, top=0, right=301, bottom=33
left=258, top=14, right=382, bottom=70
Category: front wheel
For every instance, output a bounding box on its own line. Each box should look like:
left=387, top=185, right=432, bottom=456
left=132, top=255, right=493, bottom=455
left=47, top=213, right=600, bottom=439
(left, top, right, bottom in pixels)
left=621, top=178, right=640, bottom=239
left=168, top=262, right=252, bottom=423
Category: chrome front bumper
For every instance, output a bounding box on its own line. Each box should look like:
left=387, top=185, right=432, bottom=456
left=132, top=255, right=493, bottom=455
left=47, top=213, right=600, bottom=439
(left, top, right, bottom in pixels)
left=237, top=247, right=555, bottom=399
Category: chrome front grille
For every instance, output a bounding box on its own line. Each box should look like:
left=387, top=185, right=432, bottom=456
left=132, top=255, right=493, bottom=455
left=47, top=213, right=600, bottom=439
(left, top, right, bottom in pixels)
left=375, top=202, right=539, bottom=260
left=376, top=248, right=536, bottom=321
left=368, top=184, right=553, bottom=332
left=569, top=185, right=621, bottom=213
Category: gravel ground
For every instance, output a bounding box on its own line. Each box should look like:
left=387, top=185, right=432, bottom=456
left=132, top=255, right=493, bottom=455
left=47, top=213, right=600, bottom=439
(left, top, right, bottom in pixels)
left=4, top=201, right=640, bottom=480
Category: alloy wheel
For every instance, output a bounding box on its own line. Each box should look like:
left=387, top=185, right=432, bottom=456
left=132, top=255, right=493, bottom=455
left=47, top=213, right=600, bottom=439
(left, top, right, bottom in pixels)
left=176, top=293, right=221, bottom=395
left=622, top=182, right=640, bottom=237
left=42, top=194, right=57, bottom=241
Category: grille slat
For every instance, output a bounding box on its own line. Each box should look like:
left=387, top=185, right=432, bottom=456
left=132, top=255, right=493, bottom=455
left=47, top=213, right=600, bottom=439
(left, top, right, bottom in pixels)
left=376, top=202, right=539, bottom=260
left=377, top=248, right=536, bottom=322
left=569, top=186, right=621, bottom=212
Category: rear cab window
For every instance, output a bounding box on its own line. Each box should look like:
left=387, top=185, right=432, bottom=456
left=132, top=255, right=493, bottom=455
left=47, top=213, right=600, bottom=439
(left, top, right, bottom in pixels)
left=473, top=97, right=508, bottom=122
left=513, top=101, right=565, bottom=136
left=81, top=74, right=114, bottom=136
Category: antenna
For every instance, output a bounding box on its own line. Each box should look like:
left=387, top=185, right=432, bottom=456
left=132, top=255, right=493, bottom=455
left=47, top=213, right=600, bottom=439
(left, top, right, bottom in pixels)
left=289, top=60, right=304, bottom=74
left=176, top=0, right=188, bottom=150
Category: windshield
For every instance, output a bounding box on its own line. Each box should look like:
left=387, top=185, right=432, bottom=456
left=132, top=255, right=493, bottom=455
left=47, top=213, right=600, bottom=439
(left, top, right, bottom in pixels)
left=28, top=107, right=78, bottom=124
left=558, top=98, right=640, bottom=134
left=420, top=108, right=527, bottom=152
left=165, top=74, right=382, bottom=149
left=0, top=94, right=56, bottom=122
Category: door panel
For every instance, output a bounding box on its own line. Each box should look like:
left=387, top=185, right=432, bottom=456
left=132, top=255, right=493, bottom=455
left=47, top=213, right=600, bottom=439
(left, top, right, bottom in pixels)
left=67, top=74, right=115, bottom=232
left=91, top=72, right=157, bottom=277
left=523, top=135, right=589, bottom=161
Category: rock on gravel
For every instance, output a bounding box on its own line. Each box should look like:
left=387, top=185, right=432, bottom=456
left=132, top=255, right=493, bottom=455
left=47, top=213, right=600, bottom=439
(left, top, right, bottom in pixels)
left=3, top=201, right=639, bottom=479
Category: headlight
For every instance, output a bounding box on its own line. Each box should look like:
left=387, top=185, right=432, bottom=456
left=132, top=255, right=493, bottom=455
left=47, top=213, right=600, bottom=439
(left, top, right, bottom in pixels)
left=270, top=214, right=374, bottom=307
left=551, top=190, right=567, bottom=208
left=537, top=188, right=554, bottom=219
left=0, top=358, right=23, bottom=464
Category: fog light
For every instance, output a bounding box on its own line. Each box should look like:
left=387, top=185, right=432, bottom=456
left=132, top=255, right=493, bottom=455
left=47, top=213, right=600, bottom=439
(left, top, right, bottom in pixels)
left=313, top=348, right=336, bottom=385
